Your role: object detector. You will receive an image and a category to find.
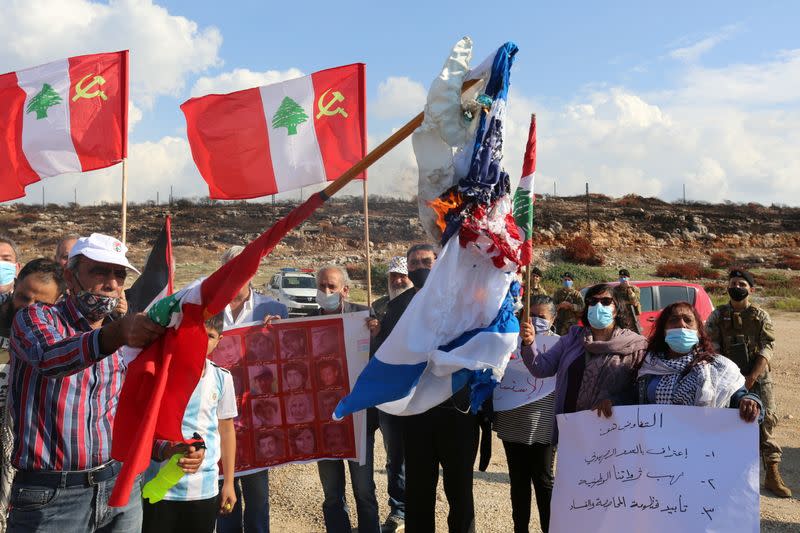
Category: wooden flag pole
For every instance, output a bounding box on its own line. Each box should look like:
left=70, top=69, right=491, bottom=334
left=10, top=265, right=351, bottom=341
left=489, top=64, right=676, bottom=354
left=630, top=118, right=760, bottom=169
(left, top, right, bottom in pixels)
left=322, top=78, right=480, bottom=199
left=362, top=179, right=373, bottom=308
left=121, top=158, right=129, bottom=245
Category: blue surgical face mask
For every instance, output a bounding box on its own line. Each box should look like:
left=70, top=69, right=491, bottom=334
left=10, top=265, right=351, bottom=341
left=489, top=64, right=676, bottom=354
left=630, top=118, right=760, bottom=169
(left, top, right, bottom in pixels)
left=587, top=304, right=615, bottom=329
left=665, top=328, right=699, bottom=354
left=533, top=317, right=551, bottom=334
left=563, top=280, right=573, bottom=288
left=619, top=277, right=629, bottom=283
left=0, top=261, right=16, bottom=286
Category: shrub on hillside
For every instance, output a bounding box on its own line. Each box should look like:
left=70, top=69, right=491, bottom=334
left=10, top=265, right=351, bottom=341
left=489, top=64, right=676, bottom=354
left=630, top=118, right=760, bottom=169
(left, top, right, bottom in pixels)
left=656, top=262, right=719, bottom=280
left=562, top=237, right=604, bottom=266
left=776, top=253, right=800, bottom=271
left=710, top=251, right=735, bottom=268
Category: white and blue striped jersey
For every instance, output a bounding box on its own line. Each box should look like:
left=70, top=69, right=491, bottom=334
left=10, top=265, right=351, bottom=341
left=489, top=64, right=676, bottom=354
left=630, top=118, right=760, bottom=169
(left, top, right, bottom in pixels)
left=146, top=359, right=238, bottom=501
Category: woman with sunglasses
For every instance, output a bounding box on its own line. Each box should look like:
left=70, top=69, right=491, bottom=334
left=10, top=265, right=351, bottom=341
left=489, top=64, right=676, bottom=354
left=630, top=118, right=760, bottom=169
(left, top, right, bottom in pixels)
left=636, top=301, right=762, bottom=422
left=520, top=283, right=648, bottom=444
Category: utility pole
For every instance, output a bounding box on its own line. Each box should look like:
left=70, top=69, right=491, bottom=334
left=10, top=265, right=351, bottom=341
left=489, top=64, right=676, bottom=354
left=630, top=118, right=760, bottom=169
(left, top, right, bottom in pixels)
left=553, top=181, right=556, bottom=198
left=74, top=188, right=77, bottom=206
left=683, top=183, right=686, bottom=205
left=586, top=182, right=591, bottom=238
left=42, top=186, right=45, bottom=208
left=169, top=185, right=173, bottom=206
left=156, top=191, right=159, bottom=205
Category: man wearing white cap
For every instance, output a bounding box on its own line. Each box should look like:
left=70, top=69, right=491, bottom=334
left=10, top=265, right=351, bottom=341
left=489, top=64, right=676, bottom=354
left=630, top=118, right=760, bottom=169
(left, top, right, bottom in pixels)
left=371, top=257, right=412, bottom=322
left=6, top=234, right=196, bottom=532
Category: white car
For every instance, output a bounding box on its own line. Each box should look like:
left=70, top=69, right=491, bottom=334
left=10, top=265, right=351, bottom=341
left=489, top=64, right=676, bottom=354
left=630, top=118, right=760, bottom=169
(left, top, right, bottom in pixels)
left=267, top=268, right=319, bottom=316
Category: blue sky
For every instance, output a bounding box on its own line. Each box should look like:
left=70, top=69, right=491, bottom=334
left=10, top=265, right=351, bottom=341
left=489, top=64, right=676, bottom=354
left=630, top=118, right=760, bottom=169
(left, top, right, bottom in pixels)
left=2, top=0, right=800, bottom=205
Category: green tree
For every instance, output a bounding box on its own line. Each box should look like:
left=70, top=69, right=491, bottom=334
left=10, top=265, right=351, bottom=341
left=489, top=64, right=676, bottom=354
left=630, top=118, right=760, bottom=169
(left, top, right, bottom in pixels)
left=271, top=96, right=308, bottom=136
left=26, top=84, right=62, bottom=120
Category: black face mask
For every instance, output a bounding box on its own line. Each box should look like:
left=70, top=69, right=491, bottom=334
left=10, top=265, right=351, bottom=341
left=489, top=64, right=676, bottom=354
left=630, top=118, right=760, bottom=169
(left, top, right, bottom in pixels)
left=408, top=268, right=431, bottom=289
left=728, top=287, right=749, bottom=302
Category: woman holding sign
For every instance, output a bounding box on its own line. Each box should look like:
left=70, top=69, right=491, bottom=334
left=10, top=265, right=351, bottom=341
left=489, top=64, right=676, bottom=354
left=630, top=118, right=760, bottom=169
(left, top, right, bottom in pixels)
left=520, top=284, right=648, bottom=444
left=636, top=302, right=762, bottom=422
left=494, top=295, right=558, bottom=533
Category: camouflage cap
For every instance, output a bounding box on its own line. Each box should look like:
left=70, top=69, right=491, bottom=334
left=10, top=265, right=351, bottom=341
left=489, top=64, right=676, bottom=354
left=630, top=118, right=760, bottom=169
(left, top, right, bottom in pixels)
left=562, top=272, right=574, bottom=279
left=531, top=267, right=543, bottom=277
left=619, top=268, right=631, bottom=277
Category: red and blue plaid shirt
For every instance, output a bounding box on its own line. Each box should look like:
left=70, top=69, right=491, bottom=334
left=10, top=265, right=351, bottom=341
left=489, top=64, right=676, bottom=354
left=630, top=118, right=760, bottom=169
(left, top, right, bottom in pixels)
left=9, top=297, right=125, bottom=471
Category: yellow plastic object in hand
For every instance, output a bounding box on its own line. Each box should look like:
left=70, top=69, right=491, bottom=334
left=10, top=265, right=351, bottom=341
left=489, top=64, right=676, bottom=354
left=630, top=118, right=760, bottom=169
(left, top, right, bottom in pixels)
left=142, top=454, right=185, bottom=503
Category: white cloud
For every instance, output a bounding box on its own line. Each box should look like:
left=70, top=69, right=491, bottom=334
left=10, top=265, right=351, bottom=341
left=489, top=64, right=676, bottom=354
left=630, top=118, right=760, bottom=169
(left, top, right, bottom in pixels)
left=0, top=0, right=222, bottom=108
left=371, top=76, right=427, bottom=119
left=191, top=68, right=305, bottom=97
left=669, top=24, right=740, bottom=63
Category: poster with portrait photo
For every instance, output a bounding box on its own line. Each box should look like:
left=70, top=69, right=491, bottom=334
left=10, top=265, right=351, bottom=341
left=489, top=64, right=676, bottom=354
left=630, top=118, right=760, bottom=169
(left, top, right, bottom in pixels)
left=311, top=325, right=342, bottom=357
left=255, top=429, right=286, bottom=462
left=251, top=398, right=282, bottom=427
left=212, top=335, right=243, bottom=367
left=215, top=312, right=371, bottom=473
left=280, top=361, right=311, bottom=393
left=278, top=328, right=308, bottom=358
left=316, top=359, right=345, bottom=389
left=244, top=329, right=277, bottom=362
left=248, top=364, right=278, bottom=395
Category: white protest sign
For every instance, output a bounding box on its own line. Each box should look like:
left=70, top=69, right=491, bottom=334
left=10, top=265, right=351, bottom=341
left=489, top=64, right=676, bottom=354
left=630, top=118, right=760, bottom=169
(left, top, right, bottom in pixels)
left=493, top=335, right=558, bottom=411
left=551, top=405, right=759, bottom=533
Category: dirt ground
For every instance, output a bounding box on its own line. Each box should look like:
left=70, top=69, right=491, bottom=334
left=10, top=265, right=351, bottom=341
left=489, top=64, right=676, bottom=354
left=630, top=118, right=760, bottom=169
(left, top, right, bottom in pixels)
left=266, top=312, right=800, bottom=532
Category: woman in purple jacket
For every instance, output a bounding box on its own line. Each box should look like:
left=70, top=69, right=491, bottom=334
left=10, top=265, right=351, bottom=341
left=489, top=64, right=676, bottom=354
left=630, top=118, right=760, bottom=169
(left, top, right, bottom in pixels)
left=520, top=283, right=648, bottom=443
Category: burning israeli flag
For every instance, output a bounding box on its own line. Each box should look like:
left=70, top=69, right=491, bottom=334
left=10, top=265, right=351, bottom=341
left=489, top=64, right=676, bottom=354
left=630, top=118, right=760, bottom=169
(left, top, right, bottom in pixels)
left=335, top=38, right=523, bottom=418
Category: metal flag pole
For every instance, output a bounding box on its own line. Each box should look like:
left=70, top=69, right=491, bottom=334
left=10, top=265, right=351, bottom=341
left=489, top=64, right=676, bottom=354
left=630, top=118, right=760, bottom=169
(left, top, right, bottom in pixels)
left=121, top=158, right=129, bottom=244
left=362, top=178, right=372, bottom=308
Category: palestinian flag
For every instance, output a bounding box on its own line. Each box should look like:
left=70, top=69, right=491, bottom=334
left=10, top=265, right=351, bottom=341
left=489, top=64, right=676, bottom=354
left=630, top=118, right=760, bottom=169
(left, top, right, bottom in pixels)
left=0, top=51, right=128, bottom=202
left=513, top=114, right=536, bottom=266
left=181, top=64, right=366, bottom=200
left=125, top=217, right=173, bottom=314
left=109, top=193, right=326, bottom=507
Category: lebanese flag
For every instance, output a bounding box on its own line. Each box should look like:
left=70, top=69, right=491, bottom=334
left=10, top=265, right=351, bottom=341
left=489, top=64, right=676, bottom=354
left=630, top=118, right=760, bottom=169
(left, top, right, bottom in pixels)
left=109, top=192, right=326, bottom=507
left=181, top=63, right=366, bottom=200
left=0, top=51, right=128, bottom=202
left=512, top=114, right=536, bottom=266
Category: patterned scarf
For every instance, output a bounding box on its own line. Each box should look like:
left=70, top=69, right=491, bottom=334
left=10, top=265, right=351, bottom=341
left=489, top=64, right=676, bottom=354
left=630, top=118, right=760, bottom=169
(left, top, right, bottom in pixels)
left=638, top=351, right=745, bottom=408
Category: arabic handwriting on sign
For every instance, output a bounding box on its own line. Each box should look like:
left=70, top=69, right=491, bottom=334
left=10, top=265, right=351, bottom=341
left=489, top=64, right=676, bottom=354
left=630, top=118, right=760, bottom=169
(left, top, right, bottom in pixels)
left=599, top=409, right=665, bottom=436
left=569, top=496, right=626, bottom=511
left=646, top=471, right=685, bottom=486
left=702, top=506, right=715, bottom=521
left=701, top=478, right=716, bottom=490
left=705, top=450, right=716, bottom=458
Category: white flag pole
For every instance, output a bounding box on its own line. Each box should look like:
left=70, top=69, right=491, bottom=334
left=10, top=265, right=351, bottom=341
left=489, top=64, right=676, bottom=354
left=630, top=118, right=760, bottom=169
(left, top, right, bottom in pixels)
left=121, top=159, right=128, bottom=245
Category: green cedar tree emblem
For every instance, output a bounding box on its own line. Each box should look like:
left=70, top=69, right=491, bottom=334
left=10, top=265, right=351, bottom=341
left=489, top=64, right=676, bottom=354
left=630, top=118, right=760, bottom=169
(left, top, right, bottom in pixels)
left=272, top=96, right=308, bottom=136
left=26, top=84, right=63, bottom=120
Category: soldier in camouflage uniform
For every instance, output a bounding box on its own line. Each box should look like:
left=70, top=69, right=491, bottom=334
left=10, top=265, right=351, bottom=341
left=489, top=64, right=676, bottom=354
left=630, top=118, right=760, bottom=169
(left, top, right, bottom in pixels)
left=552, top=272, right=585, bottom=335
left=612, top=268, right=641, bottom=333
left=706, top=269, right=791, bottom=498
left=527, top=267, right=548, bottom=298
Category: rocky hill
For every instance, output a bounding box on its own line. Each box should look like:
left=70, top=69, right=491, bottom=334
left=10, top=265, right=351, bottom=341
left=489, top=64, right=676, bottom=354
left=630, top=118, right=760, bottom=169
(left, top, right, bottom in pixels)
left=2, top=194, right=798, bottom=273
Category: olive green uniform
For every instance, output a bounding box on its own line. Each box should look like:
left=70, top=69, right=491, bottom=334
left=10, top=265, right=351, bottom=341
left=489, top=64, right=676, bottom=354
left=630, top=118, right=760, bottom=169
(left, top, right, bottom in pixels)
left=706, top=303, right=780, bottom=463
left=528, top=285, right=548, bottom=298
left=613, top=283, right=641, bottom=332
left=552, top=287, right=584, bottom=336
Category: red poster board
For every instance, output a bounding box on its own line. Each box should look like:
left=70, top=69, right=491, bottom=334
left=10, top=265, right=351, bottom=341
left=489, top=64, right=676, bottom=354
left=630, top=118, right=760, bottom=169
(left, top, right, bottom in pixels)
left=211, top=316, right=358, bottom=471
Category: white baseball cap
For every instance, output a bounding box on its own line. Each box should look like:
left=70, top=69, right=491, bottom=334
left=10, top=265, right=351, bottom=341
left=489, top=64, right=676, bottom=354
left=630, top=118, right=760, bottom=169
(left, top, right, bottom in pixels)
left=387, top=256, right=408, bottom=276
left=68, top=233, right=140, bottom=274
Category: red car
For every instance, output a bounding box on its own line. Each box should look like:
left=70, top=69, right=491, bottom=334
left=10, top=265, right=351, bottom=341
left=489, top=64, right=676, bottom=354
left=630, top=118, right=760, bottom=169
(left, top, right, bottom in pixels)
left=580, top=281, right=715, bottom=338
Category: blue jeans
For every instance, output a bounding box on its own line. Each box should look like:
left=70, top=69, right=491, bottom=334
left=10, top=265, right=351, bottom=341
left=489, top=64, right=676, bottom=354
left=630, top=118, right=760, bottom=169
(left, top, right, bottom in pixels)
left=317, top=429, right=379, bottom=533
left=7, top=471, right=142, bottom=533
left=378, top=411, right=405, bottom=519
left=216, top=470, right=269, bottom=533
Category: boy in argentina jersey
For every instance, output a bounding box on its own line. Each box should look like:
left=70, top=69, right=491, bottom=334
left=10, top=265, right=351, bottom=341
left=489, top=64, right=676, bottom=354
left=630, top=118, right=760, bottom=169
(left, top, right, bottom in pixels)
left=143, top=314, right=238, bottom=533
